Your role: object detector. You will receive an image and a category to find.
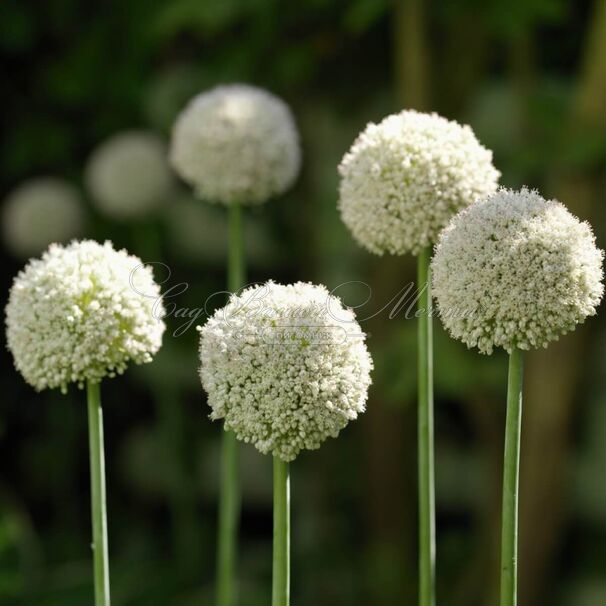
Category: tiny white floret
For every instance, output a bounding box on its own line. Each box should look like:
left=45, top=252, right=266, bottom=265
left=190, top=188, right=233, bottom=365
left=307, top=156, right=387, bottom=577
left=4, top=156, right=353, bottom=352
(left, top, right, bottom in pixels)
left=2, top=177, right=85, bottom=257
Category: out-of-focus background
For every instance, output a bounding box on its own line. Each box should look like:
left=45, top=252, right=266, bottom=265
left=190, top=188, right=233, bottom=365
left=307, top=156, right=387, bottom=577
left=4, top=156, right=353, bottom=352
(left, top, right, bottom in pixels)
left=1, top=1, right=606, bottom=604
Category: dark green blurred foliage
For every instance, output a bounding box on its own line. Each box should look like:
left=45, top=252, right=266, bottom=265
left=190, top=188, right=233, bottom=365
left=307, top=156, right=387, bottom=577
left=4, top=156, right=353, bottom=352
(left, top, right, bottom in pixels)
left=1, top=0, right=606, bottom=604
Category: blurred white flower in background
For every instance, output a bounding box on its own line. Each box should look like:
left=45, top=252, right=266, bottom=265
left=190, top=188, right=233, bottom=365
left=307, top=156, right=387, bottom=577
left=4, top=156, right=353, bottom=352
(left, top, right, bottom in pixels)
left=338, top=110, right=500, bottom=256
left=165, top=194, right=280, bottom=267
left=143, top=64, right=207, bottom=132
left=561, top=579, right=606, bottom=606
left=2, top=177, right=85, bottom=257
left=165, top=195, right=230, bottom=264
left=170, top=84, right=301, bottom=205
left=466, top=81, right=523, bottom=156
left=85, top=130, right=174, bottom=219
left=6, top=239, right=165, bottom=392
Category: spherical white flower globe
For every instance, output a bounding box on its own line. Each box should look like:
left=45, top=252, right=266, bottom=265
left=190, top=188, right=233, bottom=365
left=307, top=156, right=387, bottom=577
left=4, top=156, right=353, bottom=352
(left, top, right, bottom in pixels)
left=338, top=110, right=500, bottom=256
left=198, top=281, right=373, bottom=461
left=170, top=84, right=301, bottom=205
left=432, top=188, right=604, bottom=354
left=6, top=240, right=166, bottom=392
left=2, top=177, right=85, bottom=257
left=85, top=130, right=174, bottom=219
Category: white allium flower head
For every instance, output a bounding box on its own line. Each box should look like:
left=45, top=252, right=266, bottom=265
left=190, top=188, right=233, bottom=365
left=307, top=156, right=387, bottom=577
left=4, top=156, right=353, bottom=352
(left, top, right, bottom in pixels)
left=432, top=188, right=604, bottom=354
left=198, top=281, right=373, bottom=461
left=85, top=130, right=174, bottom=219
left=6, top=240, right=165, bottom=392
left=170, top=84, right=301, bottom=205
left=338, top=110, right=500, bottom=256
left=2, top=177, right=85, bottom=257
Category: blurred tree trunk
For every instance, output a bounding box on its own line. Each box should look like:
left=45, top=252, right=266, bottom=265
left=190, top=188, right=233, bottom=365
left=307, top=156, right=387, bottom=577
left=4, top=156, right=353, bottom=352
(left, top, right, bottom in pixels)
left=518, top=2, right=606, bottom=605
left=574, top=0, right=606, bottom=128
left=393, top=0, right=429, bottom=110
left=519, top=333, right=583, bottom=606
left=449, top=395, right=504, bottom=606
left=440, top=14, right=490, bottom=116
left=508, top=27, right=537, bottom=142
left=357, top=3, right=430, bottom=603
left=363, top=359, right=416, bottom=604
left=362, top=254, right=417, bottom=605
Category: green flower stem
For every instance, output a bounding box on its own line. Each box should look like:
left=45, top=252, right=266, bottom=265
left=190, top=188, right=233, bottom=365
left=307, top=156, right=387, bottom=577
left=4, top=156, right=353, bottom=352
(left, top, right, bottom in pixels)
left=500, top=348, right=524, bottom=606
left=216, top=203, right=245, bottom=606
left=272, top=457, right=290, bottom=606
left=217, top=431, right=240, bottom=606
left=86, top=380, right=110, bottom=606
left=228, top=203, right=245, bottom=292
left=417, top=246, right=435, bottom=606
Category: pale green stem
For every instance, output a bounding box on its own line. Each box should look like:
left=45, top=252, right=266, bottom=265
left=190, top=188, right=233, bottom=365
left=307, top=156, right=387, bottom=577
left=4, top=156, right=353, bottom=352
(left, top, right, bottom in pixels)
left=228, top=203, right=245, bottom=292
left=272, top=457, right=290, bottom=606
left=216, top=431, right=240, bottom=606
left=500, top=348, right=524, bottom=606
left=86, top=380, right=110, bottom=606
left=216, top=203, right=245, bottom=606
left=417, top=246, right=435, bottom=606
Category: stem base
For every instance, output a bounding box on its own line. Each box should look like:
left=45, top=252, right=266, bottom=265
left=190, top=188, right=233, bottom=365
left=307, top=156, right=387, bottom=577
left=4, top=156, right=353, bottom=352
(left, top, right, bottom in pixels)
left=417, top=247, right=435, bottom=606
left=500, top=349, right=524, bottom=606
left=272, top=457, right=290, bottom=606
left=87, top=381, right=110, bottom=606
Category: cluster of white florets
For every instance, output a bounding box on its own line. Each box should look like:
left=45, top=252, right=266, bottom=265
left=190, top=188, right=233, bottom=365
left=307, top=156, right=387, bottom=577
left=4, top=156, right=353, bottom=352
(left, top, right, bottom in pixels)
left=170, top=84, right=301, bottom=205
left=85, top=130, right=174, bottom=219
left=5, top=240, right=166, bottom=392
left=198, top=281, right=373, bottom=461
left=338, top=110, right=500, bottom=256
left=2, top=177, right=85, bottom=257
left=432, top=188, right=604, bottom=354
